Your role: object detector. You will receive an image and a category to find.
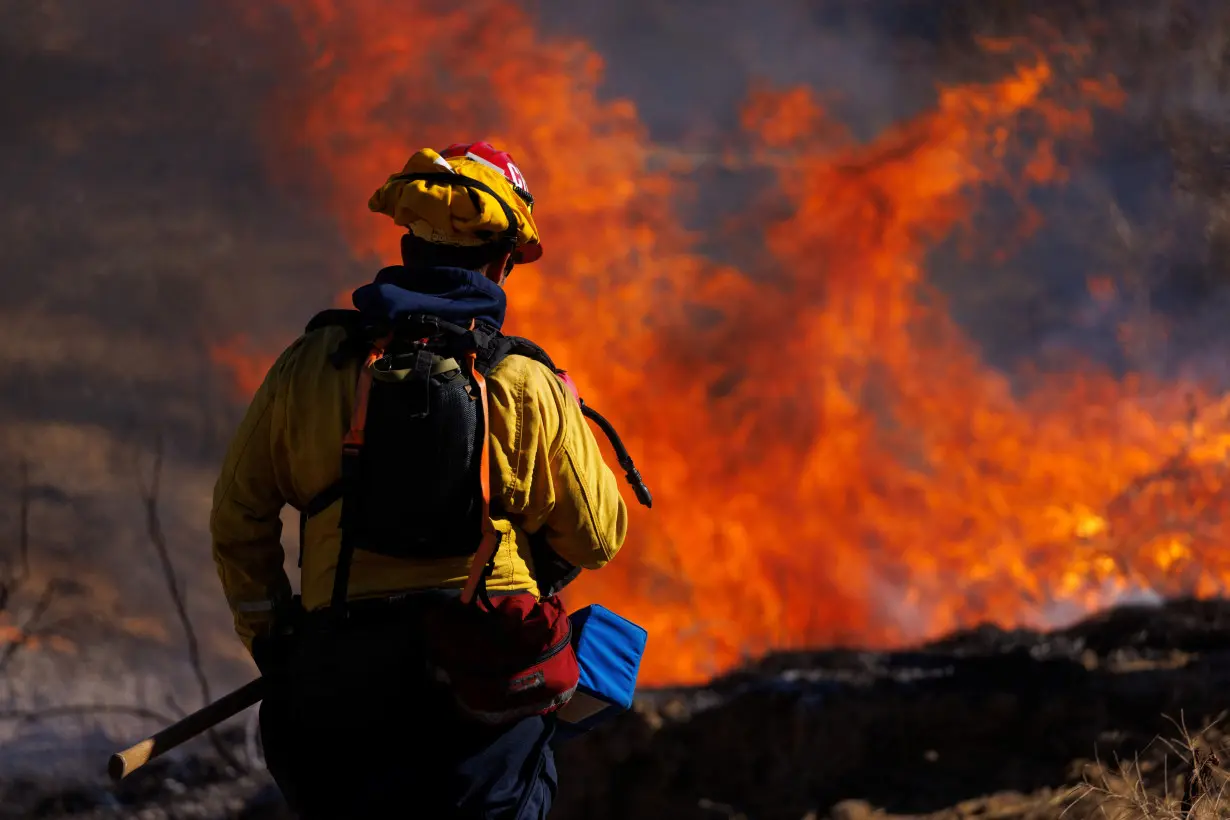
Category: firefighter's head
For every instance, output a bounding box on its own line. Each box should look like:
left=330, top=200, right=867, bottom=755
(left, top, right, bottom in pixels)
left=368, top=142, right=542, bottom=285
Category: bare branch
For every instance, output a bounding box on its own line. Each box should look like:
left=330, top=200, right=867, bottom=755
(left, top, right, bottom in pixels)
left=0, top=579, right=61, bottom=676
left=17, top=459, right=29, bottom=583
left=137, top=437, right=212, bottom=708
left=137, top=436, right=246, bottom=774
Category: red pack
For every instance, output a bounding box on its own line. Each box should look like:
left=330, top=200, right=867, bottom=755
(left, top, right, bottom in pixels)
left=424, top=592, right=579, bottom=723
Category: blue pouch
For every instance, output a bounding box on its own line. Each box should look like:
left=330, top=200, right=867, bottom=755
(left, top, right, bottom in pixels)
left=554, top=604, right=648, bottom=742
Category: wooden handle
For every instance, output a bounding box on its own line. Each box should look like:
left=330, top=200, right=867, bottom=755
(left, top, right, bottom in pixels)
left=108, top=677, right=267, bottom=781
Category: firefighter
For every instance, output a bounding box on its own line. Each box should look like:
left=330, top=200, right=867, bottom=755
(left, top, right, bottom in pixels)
left=210, top=142, right=629, bottom=818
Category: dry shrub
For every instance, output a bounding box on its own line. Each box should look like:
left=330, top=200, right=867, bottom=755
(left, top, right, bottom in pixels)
left=1070, top=717, right=1230, bottom=820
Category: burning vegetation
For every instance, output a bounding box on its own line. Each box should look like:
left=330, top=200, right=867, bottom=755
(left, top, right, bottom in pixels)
left=212, top=0, right=1230, bottom=687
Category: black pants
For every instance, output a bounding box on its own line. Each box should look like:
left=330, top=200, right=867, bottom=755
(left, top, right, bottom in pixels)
left=259, top=603, right=558, bottom=819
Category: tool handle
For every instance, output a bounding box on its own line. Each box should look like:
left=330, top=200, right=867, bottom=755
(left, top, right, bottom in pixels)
left=108, top=677, right=266, bottom=782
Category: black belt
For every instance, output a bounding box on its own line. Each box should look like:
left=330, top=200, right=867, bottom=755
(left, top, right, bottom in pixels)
left=303, top=584, right=533, bottom=626
left=303, top=589, right=462, bottom=627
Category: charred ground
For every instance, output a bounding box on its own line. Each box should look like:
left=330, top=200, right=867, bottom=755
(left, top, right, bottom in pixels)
left=2, top=597, right=1227, bottom=819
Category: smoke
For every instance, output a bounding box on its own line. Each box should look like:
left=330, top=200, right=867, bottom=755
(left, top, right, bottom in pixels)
left=530, top=0, right=1230, bottom=385
left=532, top=0, right=934, bottom=140
left=0, top=0, right=357, bottom=749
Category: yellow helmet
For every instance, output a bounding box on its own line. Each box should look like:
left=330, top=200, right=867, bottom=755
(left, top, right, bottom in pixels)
left=369, top=143, right=542, bottom=264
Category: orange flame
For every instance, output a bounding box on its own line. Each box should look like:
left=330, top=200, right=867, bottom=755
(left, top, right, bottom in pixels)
left=213, top=3, right=1230, bottom=685
left=0, top=621, right=76, bottom=656
left=210, top=335, right=273, bottom=397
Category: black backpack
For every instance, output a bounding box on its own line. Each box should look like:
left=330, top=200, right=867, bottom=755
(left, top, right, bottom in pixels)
left=297, top=308, right=651, bottom=613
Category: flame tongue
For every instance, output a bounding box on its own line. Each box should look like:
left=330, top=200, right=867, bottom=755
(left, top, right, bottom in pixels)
left=209, top=4, right=1230, bottom=685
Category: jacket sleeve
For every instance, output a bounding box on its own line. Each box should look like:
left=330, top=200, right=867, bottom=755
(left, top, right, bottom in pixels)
left=487, top=358, right=629, bottom=570
left=210, top=350, right=294, bottom=652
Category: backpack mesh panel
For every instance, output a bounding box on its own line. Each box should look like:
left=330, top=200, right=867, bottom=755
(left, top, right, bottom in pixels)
left=339, top=359, right=485, bottom=559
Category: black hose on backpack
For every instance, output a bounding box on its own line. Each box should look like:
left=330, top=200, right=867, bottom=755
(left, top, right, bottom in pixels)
left=579, top=401, right=653, bottom=509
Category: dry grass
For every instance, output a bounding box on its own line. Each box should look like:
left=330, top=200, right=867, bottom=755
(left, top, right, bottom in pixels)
left=796, top=717, right=1230, bottom=820
left=1064, top=717, right=1230, bottom=820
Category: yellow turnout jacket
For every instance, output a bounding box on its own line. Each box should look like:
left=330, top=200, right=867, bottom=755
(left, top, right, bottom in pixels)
left=210, top=323, right=629, bottom=651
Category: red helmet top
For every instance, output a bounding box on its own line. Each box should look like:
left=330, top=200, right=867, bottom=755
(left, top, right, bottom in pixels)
left=439, top=142, right=541, bottom=264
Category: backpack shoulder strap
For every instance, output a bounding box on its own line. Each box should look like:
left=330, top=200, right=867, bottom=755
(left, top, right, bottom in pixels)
left=501, top=336, right=559, bottom=372
left=304, top=309, right=380, bottom=370
left=476, top=333, right=558, bottom=376
left=305, top=308, right=362, bottom=335
left=295, top=308, right=372, bottom=569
